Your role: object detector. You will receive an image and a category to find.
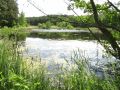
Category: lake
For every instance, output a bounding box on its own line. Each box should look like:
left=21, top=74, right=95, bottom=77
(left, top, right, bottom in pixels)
left=19, top=28, right=119, bottom=77
left=19, top=29, right=118, bottom=76
left=22, top=37, right=116, bottom=68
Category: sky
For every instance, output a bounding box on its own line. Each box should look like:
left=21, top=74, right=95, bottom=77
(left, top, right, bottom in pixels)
left=17, top=0, right=117, bottom=17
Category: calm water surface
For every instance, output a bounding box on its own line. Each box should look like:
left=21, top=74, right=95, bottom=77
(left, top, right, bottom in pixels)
left=22, top=37, right=115, bottom=67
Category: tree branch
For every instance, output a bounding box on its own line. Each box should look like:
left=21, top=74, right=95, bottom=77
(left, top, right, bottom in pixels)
left=107, top=0, right=120, bottom=13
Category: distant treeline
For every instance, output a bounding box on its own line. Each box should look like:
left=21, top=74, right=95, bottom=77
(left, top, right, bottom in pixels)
left=27, top=15, right=96, bottom=28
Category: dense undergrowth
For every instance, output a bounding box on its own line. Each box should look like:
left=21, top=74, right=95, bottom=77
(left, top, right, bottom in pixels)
left=0, top=27, right=30, bottom=41
left=0, top=27, right=120, bottom=90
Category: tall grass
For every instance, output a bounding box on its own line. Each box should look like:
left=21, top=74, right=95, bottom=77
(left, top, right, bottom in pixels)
left=0, top=39, right=50, bottom=90
left=60, top=58, right=118, bottom=90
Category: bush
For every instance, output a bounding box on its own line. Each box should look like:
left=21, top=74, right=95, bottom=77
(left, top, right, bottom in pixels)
left=38, top=21, right=52, bottom=29
left=66, top=24, right=74, bottom=29
left=18, top=12, right=27, bottom=27
left=56, top=21, right=74, bottom=29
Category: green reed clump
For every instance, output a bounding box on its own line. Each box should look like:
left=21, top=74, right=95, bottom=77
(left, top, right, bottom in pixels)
left=0, top=39, right=51, bottom=90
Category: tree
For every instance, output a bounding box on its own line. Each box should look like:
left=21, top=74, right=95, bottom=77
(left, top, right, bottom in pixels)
left=90, top=0, right=120, bottom=58
left=72, top=0, right=120, bottom=59
left=18, top=12, right=27, bottom=26
left=0, top=0, right=18, bottom=27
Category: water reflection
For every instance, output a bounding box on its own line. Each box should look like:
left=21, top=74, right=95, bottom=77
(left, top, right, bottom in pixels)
left=22, top=37, right=115, bottom=67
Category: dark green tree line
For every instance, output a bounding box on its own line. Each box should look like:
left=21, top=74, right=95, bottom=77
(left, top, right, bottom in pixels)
left=0, top=0, right=18, bottom=27
left=27, top=15, right=95, bottom=28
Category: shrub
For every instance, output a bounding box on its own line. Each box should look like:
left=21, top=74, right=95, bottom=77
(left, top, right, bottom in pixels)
left=56, top=21, right=74, bottom=29
left=66, top=24, right=74, bottom=29
left=38, top=21, right=52, bottom=29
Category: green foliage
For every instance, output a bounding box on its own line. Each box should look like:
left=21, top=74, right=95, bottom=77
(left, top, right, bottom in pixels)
left=0, top=0, right=18, bottom=27
left=66, top=24, right=74, bottom=29
left=72, top=0, right=120, bottom=30
left=38, top=20, right=74, bottom=29
left=45, top=21, right=52, bottom=29
left=101, top=9, right=120, bottom=29
left=111, top=30, right=120, bottom=40
left=38, top=21, right=51, bottom=29
left=0, top=40, right=50, bottom=90
left=28, top=15, right=95, bottom=28
left=56, top=21, right=74, bottom=29
left=18, top=12, right=27, bottom=27
left=0, top=27, right=29, bottom=41
left=57, top=21, right=67, bottom=28
left=38, top=23, right=42, bottom=28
